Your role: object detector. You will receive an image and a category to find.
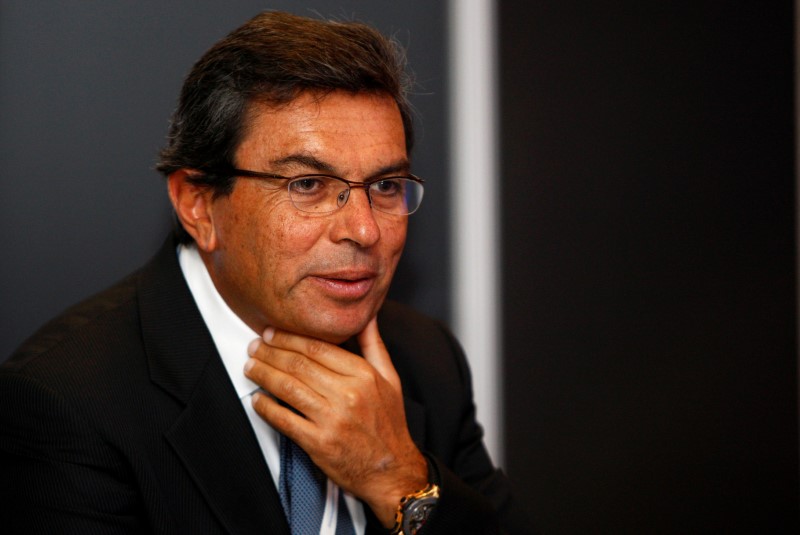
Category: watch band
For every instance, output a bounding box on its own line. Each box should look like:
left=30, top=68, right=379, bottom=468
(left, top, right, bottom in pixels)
left=389, top=483, right=440, bottom=535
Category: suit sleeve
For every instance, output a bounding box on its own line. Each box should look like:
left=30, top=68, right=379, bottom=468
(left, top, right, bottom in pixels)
left=409, top=324, right=535, bottom=535
left=0, top=371, right=147, bottom=534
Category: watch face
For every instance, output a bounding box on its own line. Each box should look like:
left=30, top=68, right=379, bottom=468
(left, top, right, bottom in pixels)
left=403, top=496, right=438, bottom=534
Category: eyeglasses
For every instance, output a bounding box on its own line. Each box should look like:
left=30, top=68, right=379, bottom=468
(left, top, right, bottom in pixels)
left=211, top=168, right=425, bottom=216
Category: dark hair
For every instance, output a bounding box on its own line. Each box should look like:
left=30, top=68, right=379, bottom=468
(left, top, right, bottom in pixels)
left=157, top=10, right=413, bottom=189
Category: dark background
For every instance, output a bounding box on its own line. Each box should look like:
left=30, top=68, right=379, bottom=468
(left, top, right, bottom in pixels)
left=500, top=0, right=799, bottom=532
left=2, top=0, right=799, bottom=532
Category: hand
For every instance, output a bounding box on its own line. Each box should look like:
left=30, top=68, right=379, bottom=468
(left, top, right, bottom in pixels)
left=244, top=317, right=428, bottom=527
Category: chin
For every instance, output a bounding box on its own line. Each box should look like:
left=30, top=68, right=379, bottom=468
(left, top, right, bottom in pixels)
left=295, top=309, right=374, bottom=344
left=306, top=321, right=366, bottom=345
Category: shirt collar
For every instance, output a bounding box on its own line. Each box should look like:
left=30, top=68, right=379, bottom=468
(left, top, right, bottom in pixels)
left=177, top=243, right=261, bottom=399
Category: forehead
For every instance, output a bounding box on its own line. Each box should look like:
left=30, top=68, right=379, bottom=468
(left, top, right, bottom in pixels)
left=235, top=91, right=408, bottom=174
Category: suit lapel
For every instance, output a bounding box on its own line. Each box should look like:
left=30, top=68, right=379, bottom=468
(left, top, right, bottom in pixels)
left=164, top=357, right=289, bottom=535
left=138, top=237, right=289, bottom=535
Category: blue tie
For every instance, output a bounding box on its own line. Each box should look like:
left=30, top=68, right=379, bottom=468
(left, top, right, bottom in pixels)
left=279, top=433, right=355, bottom=534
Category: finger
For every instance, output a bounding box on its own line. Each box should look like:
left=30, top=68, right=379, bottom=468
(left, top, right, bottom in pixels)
left=244, top=356, right=326, bottom=419
left=261, top=327, right=364, bottom=375
left=357, top=317, right=401, bottom=390
left=251, top=390, right=317, bottom=443
left=248, top=338, right=345, bottom=399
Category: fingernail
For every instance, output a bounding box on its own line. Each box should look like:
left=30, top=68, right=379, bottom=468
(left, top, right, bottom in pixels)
left=244, top=358, right=255, bottom=374
left=247, top=338, right=260, bottom=356
left=263, top=327, right=275, bottom=343
left=251, top=391, right=261, bottom=404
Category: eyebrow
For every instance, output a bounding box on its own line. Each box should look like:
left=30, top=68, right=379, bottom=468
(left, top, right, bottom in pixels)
left=270, top=153, right=411, bottom=179
left=271, top=154, right=336, bottom=173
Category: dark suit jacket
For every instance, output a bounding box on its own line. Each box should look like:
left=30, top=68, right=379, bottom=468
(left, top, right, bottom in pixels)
left=0, top=237, right=530, bottom=534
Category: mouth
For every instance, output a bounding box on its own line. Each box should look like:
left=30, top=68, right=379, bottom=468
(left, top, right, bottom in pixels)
left=307, top=270, right=378, bottom=301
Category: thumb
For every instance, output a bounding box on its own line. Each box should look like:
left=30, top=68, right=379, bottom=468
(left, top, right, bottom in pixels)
left=357, top=317, right=401, bottom=391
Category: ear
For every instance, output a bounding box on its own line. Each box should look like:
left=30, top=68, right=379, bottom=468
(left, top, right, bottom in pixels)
left=167, top=169, right=218, bottom=252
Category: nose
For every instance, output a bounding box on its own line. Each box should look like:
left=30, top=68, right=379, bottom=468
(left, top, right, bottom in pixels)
left=330, top=186, right=380, bottom=247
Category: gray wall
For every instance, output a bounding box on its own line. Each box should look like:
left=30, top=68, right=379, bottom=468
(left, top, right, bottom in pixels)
left=0, top=1, right=450, bottom=359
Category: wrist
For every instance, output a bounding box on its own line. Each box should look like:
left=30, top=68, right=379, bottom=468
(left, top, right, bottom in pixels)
left=370, top=451, right=429, bottom=527
left=389, top=482, right=440, bottom=535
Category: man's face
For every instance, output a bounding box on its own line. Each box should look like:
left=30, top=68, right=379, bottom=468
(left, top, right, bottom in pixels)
left=201, top=91, right=408, bottom=343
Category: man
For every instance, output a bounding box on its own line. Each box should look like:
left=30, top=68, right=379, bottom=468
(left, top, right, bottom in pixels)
left=0, top=11, right=530, bottom=534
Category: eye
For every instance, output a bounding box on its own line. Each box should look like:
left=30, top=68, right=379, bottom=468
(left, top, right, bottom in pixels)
left=289, top=177, right=326, bottom=195
left=371, top=178, right=403, bottom=196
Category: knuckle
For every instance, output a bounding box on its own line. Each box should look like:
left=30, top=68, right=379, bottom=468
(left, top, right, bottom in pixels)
left=258, top=345, right=277, bottom=363
left=272, top=407, right=294, bottom=430
left=284, top=353, right=308, bottom=375
left=279, top=377, right=298, bottom=398
left=305, top=338, right=326, bottom=358
left=354, top=361, right=378, bottom=382
left=318, top=430, right=343, bottom=459
left=353, top=369, right=379, bottom=393
left=341, top=387, right=363, bottom=409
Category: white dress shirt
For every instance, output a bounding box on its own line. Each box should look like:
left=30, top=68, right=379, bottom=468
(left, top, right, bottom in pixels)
left=178, top=244, right=366, bottom=534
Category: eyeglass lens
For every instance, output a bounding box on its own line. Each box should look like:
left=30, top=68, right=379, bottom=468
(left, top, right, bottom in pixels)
left=287, top=176, right=423, bottom=215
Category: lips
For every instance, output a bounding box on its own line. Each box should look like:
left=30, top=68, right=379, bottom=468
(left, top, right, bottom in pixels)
left=307, top=270, right=378, bottom=300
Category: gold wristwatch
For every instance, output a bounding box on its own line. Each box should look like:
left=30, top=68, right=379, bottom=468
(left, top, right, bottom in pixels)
left=389, top=483, right=440, bottom=535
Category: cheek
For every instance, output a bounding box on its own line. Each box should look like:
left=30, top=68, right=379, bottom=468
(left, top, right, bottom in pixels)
left=273, top=215, right=327, bottom=256
left=254, top=214, right=330, bottom=282
left=381, top=220, right=408, bottom=258
left=227, top=194, right=317, bottom=255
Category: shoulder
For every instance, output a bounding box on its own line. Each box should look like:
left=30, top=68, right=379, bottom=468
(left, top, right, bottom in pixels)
left=4, top=273, right=140, bottom=370
left=378, top=300, right=458, bottom=349
left=377, top=300, right=473, bottom=401
left=378, top=301, right=464, bottom=365
left=0, top=266, right=155, bottom=413
left=3, top=236, right=181, bottom=381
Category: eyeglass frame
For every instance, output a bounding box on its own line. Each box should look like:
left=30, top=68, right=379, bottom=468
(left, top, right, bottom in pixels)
left=201, top=167, right=425, bottom=215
